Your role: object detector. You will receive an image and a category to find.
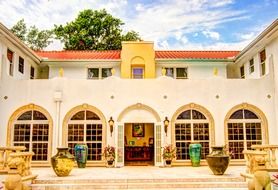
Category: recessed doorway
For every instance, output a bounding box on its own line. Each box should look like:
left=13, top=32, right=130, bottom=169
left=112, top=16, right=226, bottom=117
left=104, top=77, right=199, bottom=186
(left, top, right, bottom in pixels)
left=124, top=123, right=154, bottom=166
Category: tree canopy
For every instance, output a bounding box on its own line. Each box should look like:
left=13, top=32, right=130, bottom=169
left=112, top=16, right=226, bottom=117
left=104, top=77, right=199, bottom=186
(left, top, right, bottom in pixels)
left=11, top=19, right=53, bottom=51
left=54, top=9, right=141, bottom=50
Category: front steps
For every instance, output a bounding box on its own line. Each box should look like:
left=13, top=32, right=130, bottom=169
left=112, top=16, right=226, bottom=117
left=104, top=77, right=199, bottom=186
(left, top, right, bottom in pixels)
left=31, top=176, right=247, bottom=189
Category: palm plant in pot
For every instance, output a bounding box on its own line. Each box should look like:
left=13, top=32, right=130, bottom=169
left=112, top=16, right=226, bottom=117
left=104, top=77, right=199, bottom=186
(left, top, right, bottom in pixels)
left=103, top=145, right=115, bottom=167
left=162, top=144, right=176, bottom=167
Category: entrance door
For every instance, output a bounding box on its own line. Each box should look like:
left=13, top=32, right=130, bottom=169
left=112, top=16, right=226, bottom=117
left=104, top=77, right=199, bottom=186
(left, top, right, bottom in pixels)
left=124, top=123, right=154, bottom=166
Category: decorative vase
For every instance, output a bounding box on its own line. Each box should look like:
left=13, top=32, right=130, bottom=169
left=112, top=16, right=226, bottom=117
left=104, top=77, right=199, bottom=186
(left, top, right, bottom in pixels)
left=74, top=143, right=88, bottom=168
left=206, top=146, right=230, bottom=175
left=189, top=143, right=202, bottom=167
left=51, top=147, right=75, bottom=177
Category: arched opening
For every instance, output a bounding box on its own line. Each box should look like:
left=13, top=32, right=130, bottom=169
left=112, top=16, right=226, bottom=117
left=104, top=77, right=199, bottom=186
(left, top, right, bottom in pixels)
left=7, top=104, right=53, bottom=164
left=117, top=103, right=161, bottom=166
left=225, top=103, right=268, bottom=160
left=171, top=103, right=215, bottom=163
left=62, top=104, right=106, bottom=165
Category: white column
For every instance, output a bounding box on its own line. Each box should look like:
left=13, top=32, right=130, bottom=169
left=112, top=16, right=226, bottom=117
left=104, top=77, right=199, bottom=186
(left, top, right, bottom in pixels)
left=53, top=91, right=63, bottom=155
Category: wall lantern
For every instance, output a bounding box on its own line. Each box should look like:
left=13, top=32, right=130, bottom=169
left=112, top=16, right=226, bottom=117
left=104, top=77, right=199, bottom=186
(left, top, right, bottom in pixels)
left=164, top=117, right=169, bottom=136
left=108, top=117, right=114, bottom=137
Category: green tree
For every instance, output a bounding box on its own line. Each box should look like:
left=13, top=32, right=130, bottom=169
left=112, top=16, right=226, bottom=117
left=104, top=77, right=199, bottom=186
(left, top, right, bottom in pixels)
left=10, top=19, right=53, bottom=51
left=54, top=9, right=141, bottom=50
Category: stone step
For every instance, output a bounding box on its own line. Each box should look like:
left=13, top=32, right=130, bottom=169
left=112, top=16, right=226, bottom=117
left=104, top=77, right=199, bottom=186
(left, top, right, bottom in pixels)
left=31, top=181, right=248, bottom=190
left=34, top=176, right=245, bottom=184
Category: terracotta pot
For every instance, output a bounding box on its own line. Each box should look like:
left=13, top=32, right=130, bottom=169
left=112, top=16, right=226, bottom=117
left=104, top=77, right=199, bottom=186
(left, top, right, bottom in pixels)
left=206, top=146, right=230, bottom=175
left=51, top=147, right=75, bottom=177
left=165, top=160, right=172, bottom=166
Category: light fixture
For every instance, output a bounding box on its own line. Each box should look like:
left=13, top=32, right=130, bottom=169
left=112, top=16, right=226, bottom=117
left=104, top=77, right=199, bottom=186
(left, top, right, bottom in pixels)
left=164, top=117, right=169, bottom=136
left=108, top=117, right=114, bottom=137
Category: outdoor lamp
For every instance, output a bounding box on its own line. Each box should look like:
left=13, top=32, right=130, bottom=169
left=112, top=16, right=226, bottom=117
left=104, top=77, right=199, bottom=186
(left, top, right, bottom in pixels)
left=164, top=117, right=169, bottom=136
left=108, top=117, right=114, bottom=137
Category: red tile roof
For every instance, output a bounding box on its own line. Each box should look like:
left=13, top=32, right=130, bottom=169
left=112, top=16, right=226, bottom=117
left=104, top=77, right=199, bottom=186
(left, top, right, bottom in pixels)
left=35, top=50, right=240, bottom=60
left=155, top=51, right=240, bottom=59
left=35, top=50, right=121, bottom=60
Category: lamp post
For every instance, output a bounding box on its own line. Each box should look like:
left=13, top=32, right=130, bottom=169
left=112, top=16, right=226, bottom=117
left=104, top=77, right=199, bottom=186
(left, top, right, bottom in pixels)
left=164, top=117, right=169, bottom=136
left=108, top=117, right=114, bottom=137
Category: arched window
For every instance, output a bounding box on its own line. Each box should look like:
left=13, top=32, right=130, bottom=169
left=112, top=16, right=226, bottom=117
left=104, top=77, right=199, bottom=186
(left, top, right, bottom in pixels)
left=175, top=109, right=210, bottom=160
left=67, top=110, right=103, bottom=161
left=12, top=110, right=50, bottom=161
left=227, top=109, right=262, bottom=159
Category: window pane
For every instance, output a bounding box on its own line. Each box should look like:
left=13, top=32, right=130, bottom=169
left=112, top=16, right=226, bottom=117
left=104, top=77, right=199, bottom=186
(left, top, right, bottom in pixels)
left=71, top=111, right=85, bottom=120
left=240, top=66, right=245, bottom=78
left=18, top=111, right=32, bottom=120
left=132, top=68, right=144, bottom=79
left=260, top=50, right=266, bottom=63
left=192, top=110, right=206, bottom=119
left=249, top=59, right=254, bottom=73
left=30, top=66, right=35, bottom=79
left=101, top=68, right=112, bottom=78
left=86, top=111, right=100, bottom=120
left=33, top=111, right=47, bottom=120
left=7, top=49, right=13, bottom=63
left=88, top=68, right=99, bottom=79
left=177, top=110, right=191, bottom=119
left=176, top=68, right=187, bottom=79
left=244, top=110, right=258, bottom=119
left=14, top=124, right=31, bottom=142
left=18, top=57, right=24, bottom=74
left=165, top=68, right=174, bottom=77
left=230, top=110, right=243, bottom=119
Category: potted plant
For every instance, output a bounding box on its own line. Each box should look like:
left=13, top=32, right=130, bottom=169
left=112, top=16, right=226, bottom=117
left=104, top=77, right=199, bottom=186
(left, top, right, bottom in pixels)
left=272, top=174, right=278, bottom=190
left=162, top=145, right=176, bottom=167
left=103, top=145, right=115, bottom=167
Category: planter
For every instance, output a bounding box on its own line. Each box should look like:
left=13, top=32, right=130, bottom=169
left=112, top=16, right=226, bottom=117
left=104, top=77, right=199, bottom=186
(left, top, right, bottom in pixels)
left=165, top=160, right=172, bottom=167
left=273, top=183, right=278, bottom=190
left=51, top=147, right=75, bottom=177
left=106, top=160, right=114, bottom=168
left=206, top=146, right=230, bottom=175
left=189, top=143, right=202, bottom=167
left=74, top=143, right=88, bottom=168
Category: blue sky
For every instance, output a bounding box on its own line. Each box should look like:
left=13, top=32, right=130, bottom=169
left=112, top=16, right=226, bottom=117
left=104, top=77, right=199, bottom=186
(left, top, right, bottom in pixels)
left=0, top=0, right=277, bottom=50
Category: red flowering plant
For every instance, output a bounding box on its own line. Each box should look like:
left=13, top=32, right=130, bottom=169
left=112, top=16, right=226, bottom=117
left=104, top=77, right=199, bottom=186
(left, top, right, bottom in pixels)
left=103, top=145, right=116, bottom=161
left=273, top=174, right=278, bottom=185
left=162, top=144, right=176, bottom=161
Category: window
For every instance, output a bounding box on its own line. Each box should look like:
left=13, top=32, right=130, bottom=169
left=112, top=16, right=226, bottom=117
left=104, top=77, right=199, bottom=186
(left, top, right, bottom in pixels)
left=88, top=68, right=112, bottom=79
left=67, top=110, right=103, bottom=161
left=227, top=109, right=262, bottom=159
left=7, top=49, right=14, bottom=76
left=249, top=59, right=254, bottom=74
left=18, top=56, right=24, bottom=74
left=132, top=67, right=144, bottom=79
left=240, top=65, right=245, bottom=78
left=30, top=66, right=35, bottom=79
left=260, top=50, right=266, bottom=76
left=175, top=109, right=210, bottom=160
left=176, top=68, right=188, bottom=79
left=13, top=110, right=50, bottom=161
left=165, top=68, right=174, bottom=78
left=164, top=67, right=188, bottom=79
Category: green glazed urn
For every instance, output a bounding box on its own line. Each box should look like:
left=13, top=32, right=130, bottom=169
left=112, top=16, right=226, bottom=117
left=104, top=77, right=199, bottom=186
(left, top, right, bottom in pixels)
left=74, top=143, right=88, bottom=168
left=51, top=147, right=75, bottom=177
left=206, top=146, right=230, bottom=175
left=189, top=143, right=202, bottom=167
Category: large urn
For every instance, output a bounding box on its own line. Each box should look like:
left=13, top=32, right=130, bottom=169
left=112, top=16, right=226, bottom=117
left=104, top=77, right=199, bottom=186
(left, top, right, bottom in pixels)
left=51, top=147, right=75, bottom=177
left=206, top=146, right=230, bottom=175
left=189, top=143, right=202, bottom=167
left=74, top=143, right=88, bottom=168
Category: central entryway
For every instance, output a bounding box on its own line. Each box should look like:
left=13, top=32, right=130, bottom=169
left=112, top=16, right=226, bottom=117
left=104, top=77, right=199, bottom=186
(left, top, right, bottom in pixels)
left=124, top=123, right=154, bottom=166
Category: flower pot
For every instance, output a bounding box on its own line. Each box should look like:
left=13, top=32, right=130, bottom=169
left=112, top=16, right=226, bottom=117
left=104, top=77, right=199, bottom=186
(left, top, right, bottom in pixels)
left=74, top=143, right=88, bottom=168
left=107, top=160, right=114, bottom=168
left=273, top=183, right=278, bottom=190
left=189, top=143, right=202, bottom=167
left=206, top=146, right=230, bottom=175
left=165, top=160, right=172, bottom=167
left=51, top=147, right=75, bottom=177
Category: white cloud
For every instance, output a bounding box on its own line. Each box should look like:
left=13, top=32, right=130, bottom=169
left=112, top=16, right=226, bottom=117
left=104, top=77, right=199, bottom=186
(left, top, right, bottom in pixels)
left=202, top=30, right=220, bottom=40
left=239, top=32, right=256, bottom=40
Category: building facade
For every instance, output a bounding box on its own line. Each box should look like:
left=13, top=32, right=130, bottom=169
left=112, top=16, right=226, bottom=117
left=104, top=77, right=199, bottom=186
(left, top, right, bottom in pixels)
left=0, top=19, right=278, bottom=167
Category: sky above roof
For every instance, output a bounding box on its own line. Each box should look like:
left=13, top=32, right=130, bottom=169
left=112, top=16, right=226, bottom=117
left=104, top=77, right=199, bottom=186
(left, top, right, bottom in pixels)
left=0, top=0, right=277, bottom=51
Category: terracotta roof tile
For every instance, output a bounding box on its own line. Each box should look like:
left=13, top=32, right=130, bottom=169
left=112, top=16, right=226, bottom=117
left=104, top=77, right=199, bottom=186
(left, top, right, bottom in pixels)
left=35, top=50, right=240, bottom=60
left=35, top=50, right=121, bottom=60
left=155, top=50, right=240, bottom=59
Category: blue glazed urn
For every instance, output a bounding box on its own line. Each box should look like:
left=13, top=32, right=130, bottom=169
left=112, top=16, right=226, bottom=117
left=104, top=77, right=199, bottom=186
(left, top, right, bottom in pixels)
left=74, top=143, right=88, bottom=168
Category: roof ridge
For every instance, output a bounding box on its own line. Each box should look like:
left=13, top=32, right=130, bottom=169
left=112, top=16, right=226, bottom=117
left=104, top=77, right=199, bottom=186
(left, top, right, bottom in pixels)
left=155, top=50, right=240, bottom=52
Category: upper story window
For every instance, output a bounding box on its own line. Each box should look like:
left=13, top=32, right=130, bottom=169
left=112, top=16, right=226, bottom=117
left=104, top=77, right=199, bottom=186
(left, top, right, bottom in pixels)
left=132, top=67, right=144, bottom=79
left=7, top=49, right=14, bottom=76
left=30, top=66, right=35, bottom=79
left=249, top=59, right=254, bottom=74
left=260, top=49, right=266, bottom=76
left=240, top=65, right=245, bottom=79
left=164, top=67, right=188, bottom=79
left=18, top=56, right=24, bottom=74
left=88, top=68, right=112, bottom=79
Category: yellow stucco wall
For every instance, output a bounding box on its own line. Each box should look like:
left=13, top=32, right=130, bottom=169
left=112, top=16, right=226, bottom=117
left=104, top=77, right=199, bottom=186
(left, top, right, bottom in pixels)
left=121, top=41, right=156, bottom=78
